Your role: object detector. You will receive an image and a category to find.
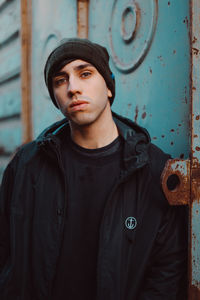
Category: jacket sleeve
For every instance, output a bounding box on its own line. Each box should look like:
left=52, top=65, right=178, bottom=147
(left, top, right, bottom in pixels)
left=139, top=205, right=188, bottom=300
left=0, top=162, right=15, bottom=273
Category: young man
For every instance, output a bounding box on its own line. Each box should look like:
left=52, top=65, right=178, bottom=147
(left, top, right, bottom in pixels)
left=0, top=38, right=187, bottom=300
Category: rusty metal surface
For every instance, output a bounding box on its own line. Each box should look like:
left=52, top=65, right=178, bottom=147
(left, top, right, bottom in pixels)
left=77, top=0, right=89, bottom=38
left=189, top=0, right=200, bottom=297
left=161, top=159, right=190, bottom=205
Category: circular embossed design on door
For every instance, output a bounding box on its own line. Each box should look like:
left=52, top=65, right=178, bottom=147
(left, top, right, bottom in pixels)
left=109, top=0, right=158, bottom=73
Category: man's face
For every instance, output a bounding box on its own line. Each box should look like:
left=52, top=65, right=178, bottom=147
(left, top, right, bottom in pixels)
left=52, top=59, right=112, bottom=127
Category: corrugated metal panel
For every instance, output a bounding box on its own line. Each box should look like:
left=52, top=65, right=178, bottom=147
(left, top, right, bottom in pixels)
left=0, top=0, right=22, bottom=182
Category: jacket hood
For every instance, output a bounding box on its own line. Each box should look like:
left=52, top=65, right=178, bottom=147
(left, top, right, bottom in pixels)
left=36, top=111, right=151, bottom=173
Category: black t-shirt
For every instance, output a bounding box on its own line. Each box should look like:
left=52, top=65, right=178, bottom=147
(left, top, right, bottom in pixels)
left=52, top=135, right=122, bottom=300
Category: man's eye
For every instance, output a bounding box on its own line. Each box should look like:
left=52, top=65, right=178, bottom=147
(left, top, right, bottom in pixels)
left=54, top=78, right=67, bottom=87
left=80, top=71, right=92, bottom=78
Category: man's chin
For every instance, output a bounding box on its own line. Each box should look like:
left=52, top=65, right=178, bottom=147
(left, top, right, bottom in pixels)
left=68, top=112, right=95, bottom=127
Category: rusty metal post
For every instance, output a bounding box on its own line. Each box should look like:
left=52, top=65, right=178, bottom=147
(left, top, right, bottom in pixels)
left=20, top=0, right=32, bottom=143
left=161, top=1, right=200, bottom=298
left=189, top=0, right=200, bottom=298
left=77, top=0, right=89, bottom=38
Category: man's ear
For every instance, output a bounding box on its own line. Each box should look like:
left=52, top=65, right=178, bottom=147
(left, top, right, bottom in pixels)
left=107, top=89, right=112, bottom=98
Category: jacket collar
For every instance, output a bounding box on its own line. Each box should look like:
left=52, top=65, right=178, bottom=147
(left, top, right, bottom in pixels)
left=36, top=111, right=150, bottom=173
left=112, top=112, right=150, bottom=174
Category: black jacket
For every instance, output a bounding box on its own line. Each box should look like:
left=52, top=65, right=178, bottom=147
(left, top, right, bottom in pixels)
left=0, top=112, right=187, bottom=300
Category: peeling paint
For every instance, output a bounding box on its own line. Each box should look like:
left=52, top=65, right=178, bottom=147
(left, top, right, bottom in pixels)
left=192, top=47, right=199, bottom=55
left=142, top=112, right=146, bottom=119
left=183, top=16, right=189, bottom=28
left=192, top=36, right=197, bottom=44
left=134, top=106, right=139, bottom=123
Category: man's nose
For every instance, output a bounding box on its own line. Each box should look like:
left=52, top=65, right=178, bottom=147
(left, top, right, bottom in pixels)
left=67, top=76, right=81, bottom=97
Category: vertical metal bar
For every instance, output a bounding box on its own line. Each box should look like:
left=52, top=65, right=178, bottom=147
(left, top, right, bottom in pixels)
left=77, top=0, right=89, bottom=38
left=20, top=0, right=32, bottom=143
left=189, top=0, right=200, bottom=298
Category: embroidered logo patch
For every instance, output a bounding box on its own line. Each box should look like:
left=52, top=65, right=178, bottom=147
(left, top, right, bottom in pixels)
left=125, top=217, right=137, bottom=230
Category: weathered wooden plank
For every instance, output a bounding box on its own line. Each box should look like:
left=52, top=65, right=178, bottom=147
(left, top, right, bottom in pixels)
left=0, top=0, right=20, bottom=45
left=77, top=0, right=89, bottom=38
left=0, top=118, right=22, bottom=154
left=0, top=37, right=21, bottom=83
left=21, top=0, right=32, bottom=143
left=0, top=76, right=21, bottom=118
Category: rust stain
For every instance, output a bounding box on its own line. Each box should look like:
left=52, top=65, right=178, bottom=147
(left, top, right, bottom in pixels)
left=161, top=159, right=190, bottom=205
left=184, top=86, right=187, bottom=104
left=157, top=55, right=163, bottom=62
left=142, top=112, right=146, bottom=119
left=192, top=86, right=197, bottom=91
left=195, top=146, right=200, bottom=151
left=196, top=115, right=200, bottom=120
left=191, top=159, right=200, bottom=204
left=192, top=36, right=197, bottom=44
left=183, top=16, right=189, bottom=28
left=192, top=47, right=199, bottom=55
left=194, top=135, right=198, bottom=138
left=189, top=282, right=200, bottom=299
left=134, top=106, right=139, bottom=123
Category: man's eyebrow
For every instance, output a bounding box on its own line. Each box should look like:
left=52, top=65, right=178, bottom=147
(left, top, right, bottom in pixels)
left=52, top=63, right=94, bottom=78
left=52, top=71, right=67, bottom=78
left=74, top=63, right=94, bottom=71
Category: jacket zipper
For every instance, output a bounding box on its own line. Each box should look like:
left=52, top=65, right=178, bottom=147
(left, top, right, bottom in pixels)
left=45, top=137, right=68, bottom=298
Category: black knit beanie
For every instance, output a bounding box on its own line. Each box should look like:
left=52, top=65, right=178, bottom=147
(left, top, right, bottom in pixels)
left=44, top=38, right=115, bottom=108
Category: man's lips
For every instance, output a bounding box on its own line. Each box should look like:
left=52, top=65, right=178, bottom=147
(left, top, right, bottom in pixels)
left=69, top=100, right=89, bottom=111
